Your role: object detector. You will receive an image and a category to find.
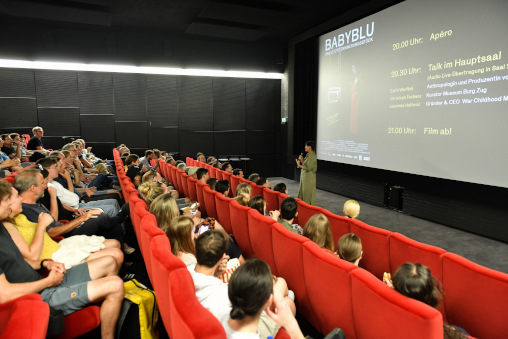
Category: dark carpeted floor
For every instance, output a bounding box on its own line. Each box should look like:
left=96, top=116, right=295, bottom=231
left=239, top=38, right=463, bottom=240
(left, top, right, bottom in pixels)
left=268, top=177, right=508, bottom=274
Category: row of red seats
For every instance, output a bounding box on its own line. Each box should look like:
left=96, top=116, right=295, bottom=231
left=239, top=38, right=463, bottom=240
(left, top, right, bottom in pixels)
left=160, top=157, right=508, bottom=339
left=115, top=150, right=291, bottom=339
left=1, top=169, right=101, bottom=339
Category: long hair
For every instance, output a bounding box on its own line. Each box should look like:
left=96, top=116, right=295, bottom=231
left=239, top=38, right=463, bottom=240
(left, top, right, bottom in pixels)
left=303, top=213, right=334, bottom=252
left=168, top=216, right=196, bottom=257
left=149, top=193, right=179, bottom=233
left=248, top=195, right=265, bottom=215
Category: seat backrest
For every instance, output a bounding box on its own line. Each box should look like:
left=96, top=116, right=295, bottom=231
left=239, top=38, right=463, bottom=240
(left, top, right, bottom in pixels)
left=170, top=166, right=179, bottom=191
left=271, top=222, right=309, bottom=313
left=247, top=209, right=278, bottom=275
left=229, top=175, right=241, bottom=196
left=202, top=186, right=218, bottom=219
left=187, top=176, right=199, bottom=202
left=302, top=241, right=357, bottom=337
left=180, top=173, right=191, bottom=198
left=195, top=181, right=208, bottom=218
left=263, top=187, right=280, bottom=212
left=208, top=166, right=216, bottom=178
left=0, top=294, right=49, bottom=339
left=214, top=193, right=233, bottom=234
left=351, top=268, right=443, bottom=339
left=175, top=169, right=186, bottom=196
left=229, top=200, right=254, bottom=258
left=222, top=171, right=232, bottom=183
left=295, top=198, right=324, bottom=228
left=215, top=169, right=224, bottom=181
left=389, top=232, right=446, bottom=282
left=249, top=182, right=264, bottom=197
left=140, top=214, right=166, bottom=283
left=129, top=192, right=148, bottom=236
left=442, top=252, right=508, bottom=339
left=321, top=209, right=351, bottom=246
left=349, top=219, right=391, bottom=279
left=186, top=157, right=192, bottom=166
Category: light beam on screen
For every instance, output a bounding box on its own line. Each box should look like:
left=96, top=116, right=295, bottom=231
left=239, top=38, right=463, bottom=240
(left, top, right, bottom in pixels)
left=0, top=59, right=283, bottom=79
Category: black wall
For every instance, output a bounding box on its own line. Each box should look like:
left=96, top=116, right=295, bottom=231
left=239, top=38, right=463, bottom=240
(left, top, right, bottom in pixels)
left=0, top=68, right=281, bottom=177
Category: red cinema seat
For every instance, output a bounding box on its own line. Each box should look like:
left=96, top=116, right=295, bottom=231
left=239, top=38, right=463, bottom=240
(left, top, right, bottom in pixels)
left=186, top=157, right=192, bottom=166
left=247, top=209, right=278, bottom=275
left=442, top=252, right=508, bottom=339
left=214, top=193, right=233, bottom=234
left=229, top=200, right=254, bottom=258
left=295, top=199, right=324, bottom=228
left=249, top=182, right=264, bottom=197
left=389, top=232, right=446, bottom=282
left=195, top=181, right=208, bottom=218
left=208, top=166, right=216, bottom=178
left=170, top=166, right=179, bottom=192
left=150, top=236, right=226, bottom=339
left=277, top=192, right=290, bottom=208
left=321, top=209, right=351, bottom=246
left=215, top=170, right=224, bottom=181
left=302, top=241, right=357, bottom=338
left=140, top=214, right=166, bottom=283
left=349, top=219, right=392, bottom=279
left=175, top=169, right=185, bottom=196
left=263, top=188, right=280, bottom=212
left=56, top=306, right=101, bottom=339
left=203, top=186, right=218, bottom=219
left=222, top=171, right=232, bottom=183
left=271, top=222, right=310, bottom=313
left=187, top=176, right=199, bottom=202
left=230, top=175, right=241, bottom=196
left=351, top=268, right=443, bottom=339
left=130, top=193, right=149, bottom=238
left=180, top=173, right=191, bottom=198
left=0, top=294, right=49, bottom=339
left=123, top=183, right=138, bottom=204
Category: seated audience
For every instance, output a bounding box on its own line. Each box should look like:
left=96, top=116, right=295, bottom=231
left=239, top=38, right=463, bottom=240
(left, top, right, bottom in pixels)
left=215, top=180, right=230, bottom=196
left=392, top=263, right=471, bottom=339
left=176, top=162, right=186, bottom=171
left=233, top=183, right=251, bottom=206
left=278, top=197, right=303, bottom=235
left=1, top=134, right=21, bottom=160
left=139, top=150, right=155, bottom=170
left=221, top=162, right=233, bottom=174
left=0, top=181, right=124, bottom=339
left=248, top=173, right=260, bottom=182
left=232, top=168, right=244, bottom=178
left=273, top=182, right=289, bottom=195
left=197, top=152, right=206, bottom=163
left=188, top=167, right=200, bottom=179
left=225, top=259, right=304, bottom=339
left=196, top=168, right=209, bottom=184
left=207, top=156, right=217, bottom=166
left=26, top=126, right=49, bottom=157
left=0, top=137, right=22, bottom=173
left=343, top=199, right=360, bottom=219
left=302, top=213, right=335, bottom=255
left=3, top=184, right=123, bottom=269
left=337, top=233, right=362, bottom=266
left=165, top=156, right=176, bottom=166
left=189, top=231, right=295, bottom=338
left=255, top=177, right=271, bottom=189
left=168, top=215, right=198, bottom=264
left=249, top=195, right=267, bottom=216
left=126, top=165, right=143, bottom=187
left=207, top=177, right=218, bottom=190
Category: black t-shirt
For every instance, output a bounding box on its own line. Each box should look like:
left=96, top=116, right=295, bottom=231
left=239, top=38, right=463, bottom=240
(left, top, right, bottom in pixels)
left=22, top=202, right=63, bottom=231
left=38, top=188, right=75, bottom=221
left=0, top=222, right=42, bottom=283
left=27, top=137, right=43, bottom=151
left=0, top=146, right=13, bottom=156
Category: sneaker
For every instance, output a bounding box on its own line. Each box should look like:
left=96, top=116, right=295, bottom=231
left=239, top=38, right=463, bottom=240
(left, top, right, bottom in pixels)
left=124, top=243, right=136, bottom=255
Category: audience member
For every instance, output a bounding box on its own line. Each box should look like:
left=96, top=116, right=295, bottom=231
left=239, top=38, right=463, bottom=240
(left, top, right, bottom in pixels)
left=1, top=134, right=21, bottom=160
left=256, top=177, right=271, bottom=189
left=0, top=181, right=124, bottom=339
left=248, top=173, right=260, bottom=182
left=207, top=177, right=218, bottom=190
left=273, top=183, right=288, bottom=195
left=197, top=152, right=206, bottom=163
left=196, top=168, right=209, bottom=184
left=168, top=215, right=198, bottom=264
left=250, top=195, right=280, bottom=220
left=26, top=126, right=48, bottom=153
left=278, top=197, right=303, bottom=235
left=188, top=167, right=200, bottom=179
left=232, top=168, right=244, bottom=178
left=337, top=233, right=362, bottom=266
left=302, top=213, right=335, bottom=254
left=139, top=150, right=155, bottom=170
left=215, top=180, right=230, bottom=196
left=207, top=156, right=217, bottom=166
left=225, top=259, right=303, bottom=339
left=222, top=162, right=233, bottom=174
left=233, top=183, right=251, bottom=206
left=343, top=199, right=360, bottom=219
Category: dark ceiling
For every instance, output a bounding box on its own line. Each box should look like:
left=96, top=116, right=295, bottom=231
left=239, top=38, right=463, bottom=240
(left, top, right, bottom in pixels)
left=0, top=0, right=374, bottom=43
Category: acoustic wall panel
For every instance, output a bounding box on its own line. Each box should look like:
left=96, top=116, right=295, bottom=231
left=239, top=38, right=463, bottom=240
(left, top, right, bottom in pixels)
left=115, top=121, right=148, bottom=149
left=246, top=153, right=276, bottom=178
left=0, top=98, right=37, bottom=127
left=147, top=75, right=178, bottom=126
left=179, top=131, right=214, bottom=159
left=148, top=126, right=179, bottom=152
left=37, top=108, right=80, bottom=136
left=177, top=77, right=213, bottom=131
left=246, top=79, right=277, bottom=131
left=246, top=131, right=276, bottom=154
left=0, top=69, right=36, bottom=97
left=213, top=78, right=246, bottom=130
left=78, top=73, right=114, bottom=115
left=113, top=74, right=147, bottom=121
left=35, top=71, right=78, bottom=107
left=80, top=115, right=115, bottom=142
left=214, top=131, right=246, bottom=155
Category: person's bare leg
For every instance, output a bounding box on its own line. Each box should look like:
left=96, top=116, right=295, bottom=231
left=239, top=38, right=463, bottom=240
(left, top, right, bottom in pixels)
left=87, top=255, right=120, bottom=279
left=87, top=248, right=124, bottom=268
left=104, top=239, right=121, bottom=249
left=87, top=276, right=124, bottom=339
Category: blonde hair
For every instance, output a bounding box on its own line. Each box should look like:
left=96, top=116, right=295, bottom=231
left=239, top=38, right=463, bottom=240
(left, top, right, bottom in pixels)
left=169, top=216, right=196, bottom=257
left=235, top=183, right=251, bottom=197
left=343, top=200, right=360, bottom=219
left=337, top=233, right=362, bottom=264
left=303, top=213, right=334, bottom=252
left=234, top=195, right=249, bottom=206
left=139, top=182, right=165, bottom=207
left=149, top=193, right=179, bottom=233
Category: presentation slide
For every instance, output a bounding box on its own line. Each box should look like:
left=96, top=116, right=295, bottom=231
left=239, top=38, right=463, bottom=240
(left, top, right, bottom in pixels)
left=317, top=0, right=508, bottom=188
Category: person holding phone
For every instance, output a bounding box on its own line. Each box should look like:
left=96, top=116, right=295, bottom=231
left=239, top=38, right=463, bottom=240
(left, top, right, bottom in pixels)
left=296, top=141, right=317, bottom=205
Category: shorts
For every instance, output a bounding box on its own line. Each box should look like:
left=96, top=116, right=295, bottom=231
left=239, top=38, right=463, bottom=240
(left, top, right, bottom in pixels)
left=40, top=262, right=91, bottom=316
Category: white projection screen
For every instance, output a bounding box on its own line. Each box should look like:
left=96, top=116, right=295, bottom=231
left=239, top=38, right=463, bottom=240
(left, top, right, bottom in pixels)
left=317, top=0, right=508, bottom=188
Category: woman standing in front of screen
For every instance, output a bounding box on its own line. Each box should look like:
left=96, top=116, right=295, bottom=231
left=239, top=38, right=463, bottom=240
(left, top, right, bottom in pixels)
left=296, top=141, right=317, bottom=205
